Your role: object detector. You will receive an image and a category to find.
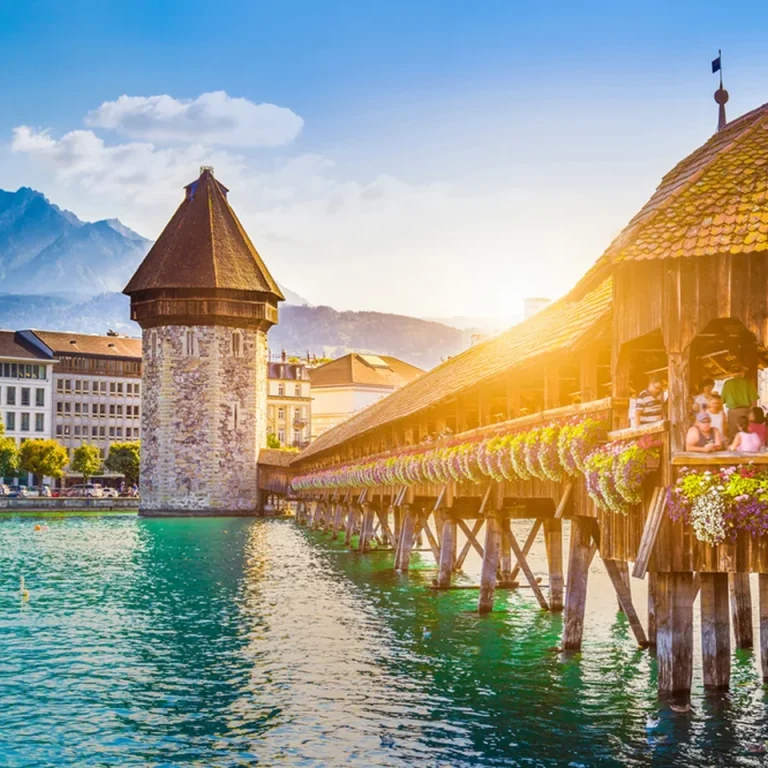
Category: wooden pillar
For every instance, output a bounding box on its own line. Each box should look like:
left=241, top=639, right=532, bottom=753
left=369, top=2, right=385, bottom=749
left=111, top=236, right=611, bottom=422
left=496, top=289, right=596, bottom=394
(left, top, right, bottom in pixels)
left=437, top=517, right=457, bottom=588
left=730, top=573, right=753, bottom=649
left=700, top=572, right=731, bottom=690
left=611, top=346, right=632, bottom=431
left=332, top=503, right=343, bottom=539
left=647, top=572, right=658, bottom=647
left=311, top=501, right=322, bottom=530
left=543, top=365, right=560, bottom=410
left=478, top=516, right=502, bottom=614
left=396, top=505, right=415, bottom=571
left=343, top=504, right=354, bottom=545
left=499, top=517, right=512, bottom=585
left=616, top=561, right=630, bottom=613
left=579, top=345, right=599, bottom=403
left=759, top=574, right=768, bottom=682
left=656, top=572, right=694, bottom=699
left=358, top=504, right=375, bottom=553
left=544, top=518, right=564, bottom=611
left=667, top=350, right=691, bottom=454
left=562, top=517, right=596, bottom=650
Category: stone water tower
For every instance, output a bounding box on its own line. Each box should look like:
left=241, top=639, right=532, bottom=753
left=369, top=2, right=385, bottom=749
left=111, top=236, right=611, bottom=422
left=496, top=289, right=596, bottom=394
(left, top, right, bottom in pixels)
left=123, top=167, right=283, bottom=516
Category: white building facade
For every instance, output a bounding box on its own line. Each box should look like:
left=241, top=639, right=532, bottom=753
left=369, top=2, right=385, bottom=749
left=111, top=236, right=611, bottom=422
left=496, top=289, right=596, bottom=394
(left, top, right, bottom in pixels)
left=267, top=359, right=312, bottom=448
left=0, top=331, right=54, bottom=448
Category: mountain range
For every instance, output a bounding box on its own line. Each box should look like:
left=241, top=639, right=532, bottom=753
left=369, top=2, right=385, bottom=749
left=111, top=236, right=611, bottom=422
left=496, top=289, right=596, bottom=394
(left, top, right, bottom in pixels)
left=0, top=186, right=473, bottom=368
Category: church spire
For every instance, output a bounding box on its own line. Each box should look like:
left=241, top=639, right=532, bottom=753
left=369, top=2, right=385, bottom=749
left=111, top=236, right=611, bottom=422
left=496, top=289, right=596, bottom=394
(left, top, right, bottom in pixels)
left=712, top=50, right=728, bottom=132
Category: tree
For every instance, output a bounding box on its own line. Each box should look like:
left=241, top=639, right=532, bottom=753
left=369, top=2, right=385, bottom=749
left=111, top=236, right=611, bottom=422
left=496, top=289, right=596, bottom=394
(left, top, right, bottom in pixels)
left=267, top=433, right=282, bottom=449
left=105, top=441, right=140, bottom=485
left=70, top=444, right=102, bottom=483
left=0, top=423, right=19, bottom=479
left=18, top=439, right=68, bottom=482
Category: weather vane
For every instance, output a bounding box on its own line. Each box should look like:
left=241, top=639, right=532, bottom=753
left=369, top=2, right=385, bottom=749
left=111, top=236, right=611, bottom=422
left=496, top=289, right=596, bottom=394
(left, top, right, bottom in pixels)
left=712, top=49, right=728, bottom=132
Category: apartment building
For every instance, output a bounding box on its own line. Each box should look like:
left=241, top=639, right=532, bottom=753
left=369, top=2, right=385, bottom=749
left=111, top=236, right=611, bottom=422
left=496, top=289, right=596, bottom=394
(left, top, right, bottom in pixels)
left=0, top=331, right=54, bottom=447
left=21, top=330, right=142, bottom=462
left=309, top=353, right=423, bottom=440
left=267, top=359, right=311, bottom=448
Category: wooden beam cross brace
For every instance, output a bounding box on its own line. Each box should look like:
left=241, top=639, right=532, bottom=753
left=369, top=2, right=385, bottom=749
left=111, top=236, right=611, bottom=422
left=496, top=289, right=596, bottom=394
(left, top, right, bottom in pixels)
left=456, top=518, right=485, bottom=564
left=632, top=487, right=666, bottom=579
left=508, top=520, right=542, bottom=582
left=554, top=482, right=573, bottom=520
left=501, top=521, right=549, bottom=610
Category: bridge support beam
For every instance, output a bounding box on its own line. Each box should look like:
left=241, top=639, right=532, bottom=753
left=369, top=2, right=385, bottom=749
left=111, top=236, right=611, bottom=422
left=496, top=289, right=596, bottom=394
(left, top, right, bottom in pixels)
left=437, top=517, right=457, bottom=588
left=656, top=572, right=694, bottom=700
left=562, top=517, right=596, bottom=650
left=544, top=519, right=564, bottom=611
left=396, top=505, right=415, bottom=571
left=730, top=573, right=754, bottom=649
left=700, top=572, right=731, bottom=690
left=478, top=516, right=501, bottom=614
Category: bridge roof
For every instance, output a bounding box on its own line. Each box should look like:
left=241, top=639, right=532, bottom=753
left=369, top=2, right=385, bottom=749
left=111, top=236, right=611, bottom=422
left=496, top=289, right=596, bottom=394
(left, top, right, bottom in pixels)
left=604, top=100, right=768, bottom=263
left=295, top=277, right=612, bottom=464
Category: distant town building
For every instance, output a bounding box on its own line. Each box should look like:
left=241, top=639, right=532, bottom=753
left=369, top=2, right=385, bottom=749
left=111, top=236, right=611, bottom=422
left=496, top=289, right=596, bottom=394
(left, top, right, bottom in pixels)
left=0, top=331, right=54, bottom=450
left=267, top=357, right=311, bottom=448
left=309, top=353, right=423, bottom=440
left=20, top=331, right=142, bottom=471
left=524, top=297, right=551, bottom=319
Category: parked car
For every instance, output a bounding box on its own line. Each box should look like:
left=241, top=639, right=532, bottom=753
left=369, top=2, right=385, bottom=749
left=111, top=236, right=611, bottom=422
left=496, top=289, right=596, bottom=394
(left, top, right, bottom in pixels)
left=0, top=484, right=11, bottom=497
left=25, top=485, right=52, bottom=498
left=102, top=488, right=119, bottom=499
left=64, top=483, right=104, bottom=498
left=2, top=486, right=28, bottom=498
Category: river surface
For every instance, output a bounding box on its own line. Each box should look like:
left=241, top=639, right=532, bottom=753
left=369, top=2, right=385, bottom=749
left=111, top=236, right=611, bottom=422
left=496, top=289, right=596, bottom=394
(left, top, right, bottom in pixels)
left=1, top=514, right=768, bottom=767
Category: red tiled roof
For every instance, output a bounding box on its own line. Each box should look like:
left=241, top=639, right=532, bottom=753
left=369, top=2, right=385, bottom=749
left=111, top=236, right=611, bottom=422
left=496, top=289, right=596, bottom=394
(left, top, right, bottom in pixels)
left=308, top=354, right=424, bottom=389
left=604, top=101, right=768, bottom=262
left=124, top=168, right=284, bottom=298
left=30, top=330, right=142, bottom=359
left=296, top=278, right=612, bottom=463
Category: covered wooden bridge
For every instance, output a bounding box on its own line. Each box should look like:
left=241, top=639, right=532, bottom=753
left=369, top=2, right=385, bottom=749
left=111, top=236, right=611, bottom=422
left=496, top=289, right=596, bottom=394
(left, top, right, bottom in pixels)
left=275, top=100, right=768, bottom=702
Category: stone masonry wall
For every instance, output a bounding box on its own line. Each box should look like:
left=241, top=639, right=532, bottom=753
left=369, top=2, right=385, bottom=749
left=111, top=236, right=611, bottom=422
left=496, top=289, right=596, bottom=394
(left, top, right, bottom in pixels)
left=140, top=324, right=268, bottom=514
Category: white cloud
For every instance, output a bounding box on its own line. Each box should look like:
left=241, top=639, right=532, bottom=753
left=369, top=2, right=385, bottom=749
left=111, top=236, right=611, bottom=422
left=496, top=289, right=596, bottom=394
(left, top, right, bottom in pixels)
left=84, top=91, right=303, bottom=147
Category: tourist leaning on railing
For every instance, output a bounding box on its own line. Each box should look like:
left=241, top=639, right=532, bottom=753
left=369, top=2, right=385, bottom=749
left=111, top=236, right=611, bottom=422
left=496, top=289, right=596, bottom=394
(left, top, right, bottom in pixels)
left=729, top=415, right=763, bottom=453
left=685, top=411, right=724, bottom=453
left=707, top=393, right=726, bottom=437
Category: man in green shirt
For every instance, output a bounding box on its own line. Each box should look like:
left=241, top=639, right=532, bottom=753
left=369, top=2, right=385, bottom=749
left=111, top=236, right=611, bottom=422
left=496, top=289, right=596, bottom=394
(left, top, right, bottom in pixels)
left=721, top=365, right=759, bottom=439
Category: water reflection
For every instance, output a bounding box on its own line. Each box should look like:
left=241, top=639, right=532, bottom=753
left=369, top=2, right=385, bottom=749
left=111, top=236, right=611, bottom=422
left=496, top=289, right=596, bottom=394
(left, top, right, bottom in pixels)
left=1, top=515, right=767, bottom=766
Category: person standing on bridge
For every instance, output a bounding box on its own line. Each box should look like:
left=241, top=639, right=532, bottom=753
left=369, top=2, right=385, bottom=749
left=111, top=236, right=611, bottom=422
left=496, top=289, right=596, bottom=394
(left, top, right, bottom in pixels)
left=721, top=365, right=759, bottom=439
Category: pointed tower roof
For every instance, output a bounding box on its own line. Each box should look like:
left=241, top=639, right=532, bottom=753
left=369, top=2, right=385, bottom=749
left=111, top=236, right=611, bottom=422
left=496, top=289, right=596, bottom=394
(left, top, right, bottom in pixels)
left=124, top=167, right=284, bottom=299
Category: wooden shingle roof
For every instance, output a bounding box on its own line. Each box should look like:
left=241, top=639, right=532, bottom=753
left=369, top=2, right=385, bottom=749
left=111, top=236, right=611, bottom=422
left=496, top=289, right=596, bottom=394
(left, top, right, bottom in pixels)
left=604, top=101, right=768, bottom=263
left=124, top=168, right=284, bottom=299
left=296, top=278, right=612, bottom=463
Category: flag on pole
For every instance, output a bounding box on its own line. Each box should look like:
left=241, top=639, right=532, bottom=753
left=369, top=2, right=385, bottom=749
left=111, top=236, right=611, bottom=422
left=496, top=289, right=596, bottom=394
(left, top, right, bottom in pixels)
left=712, top=55, right=721, bottom=74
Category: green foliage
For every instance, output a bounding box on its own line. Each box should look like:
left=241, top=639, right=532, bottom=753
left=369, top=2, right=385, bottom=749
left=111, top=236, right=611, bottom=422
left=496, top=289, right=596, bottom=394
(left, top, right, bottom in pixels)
left=104, top=441, right=140, bottom=484
left=70, top=444, right=103, bottom=481
left=18, top=439, right=69, bottom=480
left=267, top=433, right=282, bottom=449
left=0, top=422, right=19, bottom=478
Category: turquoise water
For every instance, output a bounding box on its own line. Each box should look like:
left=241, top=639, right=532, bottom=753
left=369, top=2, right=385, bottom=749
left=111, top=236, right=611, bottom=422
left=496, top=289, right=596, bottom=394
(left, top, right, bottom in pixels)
left=1, top=515, right=768, bottom=767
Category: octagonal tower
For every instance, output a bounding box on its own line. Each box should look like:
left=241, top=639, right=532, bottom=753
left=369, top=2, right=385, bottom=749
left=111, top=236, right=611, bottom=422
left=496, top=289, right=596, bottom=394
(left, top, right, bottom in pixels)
left=124, top=167, right=283, bottom=516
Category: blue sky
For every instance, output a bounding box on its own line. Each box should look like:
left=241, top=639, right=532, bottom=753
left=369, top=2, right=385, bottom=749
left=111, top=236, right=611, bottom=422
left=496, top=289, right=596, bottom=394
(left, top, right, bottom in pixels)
left=2, top=1, right=768, bottom=321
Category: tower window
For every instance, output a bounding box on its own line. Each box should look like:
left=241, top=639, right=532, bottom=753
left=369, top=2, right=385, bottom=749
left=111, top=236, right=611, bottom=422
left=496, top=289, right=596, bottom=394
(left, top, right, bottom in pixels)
left=232, top=331, right=242, bottom=357
left=185, top=330, right=195, bottom=356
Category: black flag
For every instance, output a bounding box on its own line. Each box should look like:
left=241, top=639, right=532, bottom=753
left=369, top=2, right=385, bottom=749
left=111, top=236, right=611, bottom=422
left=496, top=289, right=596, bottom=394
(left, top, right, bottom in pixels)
left=712, top=55, right=721, bottom=74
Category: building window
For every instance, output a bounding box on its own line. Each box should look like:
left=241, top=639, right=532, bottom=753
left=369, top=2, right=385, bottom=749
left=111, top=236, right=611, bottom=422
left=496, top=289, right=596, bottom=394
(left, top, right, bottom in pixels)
left=64, top=402, right=71, bottom=415
left=92, top=427, right=98, bottom=438
left=20, top=413, right=30, bottom=432
left=35, top=414, right=44, bottom=432
left=6, top=412, right=15, bottom=431
left=109, top=404, right=115, bottom=416
left=75, top=403, right=81, bottom=416
left=293, top=429, right=302, bottom=445
left=135, top=383, right=140, bottom=396
left=64, top=379, right=72, bottom=393
left=74, top=426, right=81, bottom=437
left=278, top=383, right=285, bottom=396
left=20, top=387, right=30, bottom=406
left=100, top=381, right=107, bottom=394
left=56, top=424, right=63, bottom=437
left=116, top=427, right=122, bottom=438
left=117, top=382, right=123, bottom=395
left=99, top=426, right=105, bottom=437
left=185, top=330, right=195, bottom=356
left=74, top=380, right=82, bottom=394
left=99, top=404, right=106, bottom=417
left=117, top=405, right=123, bottom=416
left=232, top=331, right=242, bottom=357
left=6, top=387, right=15, bottom=406
left=294, top=407, right=301, bottom=420
left=109, top=427, right=115, bottom=438
left=82, top=403, right=89, bottom=416
left=35, top=388, right=44, bottom=407
left=277, top=428, right=285, bottom=443
left=232, top=402, right=240, bottom=430
left=56, top=379, right=64, bottom=393
left=294, top=384, right=301, bottom=397
left=126, top=428, right=132, bottom=438
left=63, top=425, right=71, bottom=437
left=278, top=407, right=285, bottom=421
